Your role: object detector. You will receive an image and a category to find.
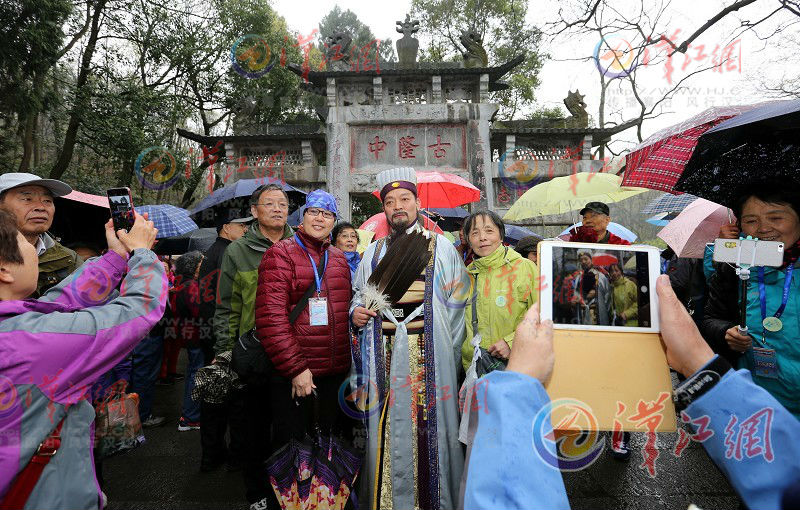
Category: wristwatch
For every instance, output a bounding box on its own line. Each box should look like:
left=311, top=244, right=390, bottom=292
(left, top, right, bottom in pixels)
left=673, top=356, right=733, bottom=412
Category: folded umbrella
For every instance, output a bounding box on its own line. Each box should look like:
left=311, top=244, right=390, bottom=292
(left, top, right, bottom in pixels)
left=504, top=173, right=646, bottom=221
left=657, top=198, right=733, bottom=258
left=136, top=204, right=198, bottom=239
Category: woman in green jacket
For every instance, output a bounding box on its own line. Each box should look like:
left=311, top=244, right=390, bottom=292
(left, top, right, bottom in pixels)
left=460, top=211, right=539, bottom=372
left=609, top=262, right=638, bottom=326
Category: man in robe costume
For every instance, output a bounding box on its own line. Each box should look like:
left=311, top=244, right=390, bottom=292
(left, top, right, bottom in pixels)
left=350, top=167, right=467, bottom=510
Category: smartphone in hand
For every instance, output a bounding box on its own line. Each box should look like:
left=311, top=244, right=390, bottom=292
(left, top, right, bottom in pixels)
left=107, top=187, right=135, bottom=232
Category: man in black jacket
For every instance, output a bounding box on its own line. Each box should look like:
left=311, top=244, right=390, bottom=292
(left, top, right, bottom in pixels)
left=198, top=207, right=250, bottom=472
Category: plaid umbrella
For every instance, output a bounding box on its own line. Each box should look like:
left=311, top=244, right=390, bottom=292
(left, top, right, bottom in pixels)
left=136, top=204, right=198, bottom=238
left=640, top=193, right=698, bottom=215
left=621, top=104, right=768, bottom=192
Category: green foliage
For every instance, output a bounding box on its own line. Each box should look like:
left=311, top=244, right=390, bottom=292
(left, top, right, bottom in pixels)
left=351, top=193, right=383, bottom=228
left=317, top=6, right=396, bottom=65
left=410, top=0, right=547, bottom=118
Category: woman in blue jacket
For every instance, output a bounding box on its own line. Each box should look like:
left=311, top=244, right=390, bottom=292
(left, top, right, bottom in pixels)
left=701, top=182, right=800, bottom=418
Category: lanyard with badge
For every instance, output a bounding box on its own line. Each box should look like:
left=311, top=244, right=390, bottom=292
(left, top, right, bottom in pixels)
left=752, top=264, right=793, bottom=379
left=295, top=234, right=329, bottom=326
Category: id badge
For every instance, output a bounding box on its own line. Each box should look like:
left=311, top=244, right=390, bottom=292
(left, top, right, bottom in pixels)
left=751, top=347, right=779, bottom=379
left=309, top=297, right=328, bottom=326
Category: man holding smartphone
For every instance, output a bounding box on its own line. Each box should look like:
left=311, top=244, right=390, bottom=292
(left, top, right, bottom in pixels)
left=0, top=173, right=83, bottom=297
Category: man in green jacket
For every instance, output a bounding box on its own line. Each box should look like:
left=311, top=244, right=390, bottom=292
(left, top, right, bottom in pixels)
left=0, top=173, right=82, bottom=297
left=213, top=183, right=293, bottom=354
left=212, top=183, right=292, bottom=509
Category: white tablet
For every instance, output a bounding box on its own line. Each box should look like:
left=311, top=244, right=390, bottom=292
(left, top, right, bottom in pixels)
left=538, top=240, right=661, bottom=333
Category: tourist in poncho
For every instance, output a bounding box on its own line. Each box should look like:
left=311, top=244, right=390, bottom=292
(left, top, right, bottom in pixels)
left=350, top=167, right=467, bottom=510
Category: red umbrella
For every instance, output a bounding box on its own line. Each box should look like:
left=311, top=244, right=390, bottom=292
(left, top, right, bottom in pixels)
left=621, top=104, right=768, bottom=192
left=371, top=171, right=479, bottom=208
left=592, top=253, right=619, bottom=266
left=358, top=212, right=444, bottom=240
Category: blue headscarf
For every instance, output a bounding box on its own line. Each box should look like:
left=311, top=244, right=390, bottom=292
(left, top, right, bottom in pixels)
left=301, top=189, right=338, bottom=217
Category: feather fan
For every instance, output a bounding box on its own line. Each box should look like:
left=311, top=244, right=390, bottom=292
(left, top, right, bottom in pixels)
left=362, top=231, right=432, bottom=312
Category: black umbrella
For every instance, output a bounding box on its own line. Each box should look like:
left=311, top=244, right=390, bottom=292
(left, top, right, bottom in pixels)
left=676, top=99, right=800, bottom=208
left=684, top=99, right=800, bottom=172
left=154, top=228, right=217, bottom=255
left=676, top=139, right=800, bottom=209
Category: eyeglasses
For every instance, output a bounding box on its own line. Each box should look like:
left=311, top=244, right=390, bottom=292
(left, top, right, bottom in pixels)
left=305, top=207, right=335, bottom=219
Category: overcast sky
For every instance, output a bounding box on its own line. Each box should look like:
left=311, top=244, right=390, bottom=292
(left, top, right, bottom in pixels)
left=271, top=0, right=798, bottom=153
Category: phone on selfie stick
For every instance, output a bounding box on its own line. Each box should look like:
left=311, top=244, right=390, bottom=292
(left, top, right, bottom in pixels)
left=106, top=187, right=136, bottom=232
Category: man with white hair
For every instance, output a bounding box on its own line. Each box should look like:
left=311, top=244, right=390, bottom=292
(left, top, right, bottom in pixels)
left=350, top=167, right=467, bottom=510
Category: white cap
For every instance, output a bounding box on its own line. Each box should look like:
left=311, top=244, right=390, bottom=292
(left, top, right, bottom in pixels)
left=0, top=173, right=72, bottom=198
left=376, top=167, right=417, bottom=190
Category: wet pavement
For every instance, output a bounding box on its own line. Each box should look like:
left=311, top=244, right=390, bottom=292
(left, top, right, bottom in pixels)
left=104, top=353, right=741, bottom=510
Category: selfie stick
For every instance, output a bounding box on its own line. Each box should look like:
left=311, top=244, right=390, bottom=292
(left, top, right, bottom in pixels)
left=734, top=238, right=758, bottom=338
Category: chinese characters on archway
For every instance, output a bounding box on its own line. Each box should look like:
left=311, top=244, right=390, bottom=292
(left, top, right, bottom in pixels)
left=352, top=125, right=466, bottom=171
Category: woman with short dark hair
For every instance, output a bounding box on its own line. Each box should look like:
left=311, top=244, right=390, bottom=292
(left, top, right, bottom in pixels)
left=701, top=180, right=800, bottom=418
left=331, top=221, right=361, bottom=277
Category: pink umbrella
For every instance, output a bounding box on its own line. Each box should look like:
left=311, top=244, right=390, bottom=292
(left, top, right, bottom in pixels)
left=371, top=171, right=480, bottom=208
left=358, top=212, right=444, bottom=240
left=657, top=198, right=734, bottom=258
left=61, top=190, right=109, bottom=208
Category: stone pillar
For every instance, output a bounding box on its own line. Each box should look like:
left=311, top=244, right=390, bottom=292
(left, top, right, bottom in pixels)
left=479, top=74, right=489, bottom=102
left=373, top=77, right=383, bottom=105
left=301, top=140, right=313, bottom=166
left=505, top=134, right=516, bottom=159
left=326, top=78, right=336, bottom=107
left=326, top=115, right=351, bottom=220
left=432, top=76, right=442, bottom=103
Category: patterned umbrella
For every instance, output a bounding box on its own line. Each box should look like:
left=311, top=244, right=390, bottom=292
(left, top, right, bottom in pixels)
left=657, top=198, right=733, bottom=258
left=267, top=432, right=361, bottom=510
left=621, top=104, right=768, bottom=192
left=136, top=204, right=198, bottom=238
left=645, top=211, right=679, bottom=227
left=641, top=193, right=698, bottom=215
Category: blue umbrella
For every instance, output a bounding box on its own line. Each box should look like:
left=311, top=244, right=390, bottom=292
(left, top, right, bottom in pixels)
left=189, top=178, right=306, bottom=220
left=504, top=224, right=542, bottom=244
left=287, top=208, right=302, bottom=227
left=646, top=211, right=679, bottom=227
left=641, top=193, right=697, bottom=215
left=137, top=204, right=198, bottom=239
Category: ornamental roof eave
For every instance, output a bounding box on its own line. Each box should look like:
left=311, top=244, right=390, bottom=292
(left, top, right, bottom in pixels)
left=287, top=54, right=526, bottom=90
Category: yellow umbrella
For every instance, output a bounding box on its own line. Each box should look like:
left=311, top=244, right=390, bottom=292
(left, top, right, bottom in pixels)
left=356, top=229, right=374, bottom=254
left=503, top=173, right=647, bottom=221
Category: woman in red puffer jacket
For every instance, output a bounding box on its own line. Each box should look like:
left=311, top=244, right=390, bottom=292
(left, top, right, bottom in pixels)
left=254, top=189, right=352, bottom=445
